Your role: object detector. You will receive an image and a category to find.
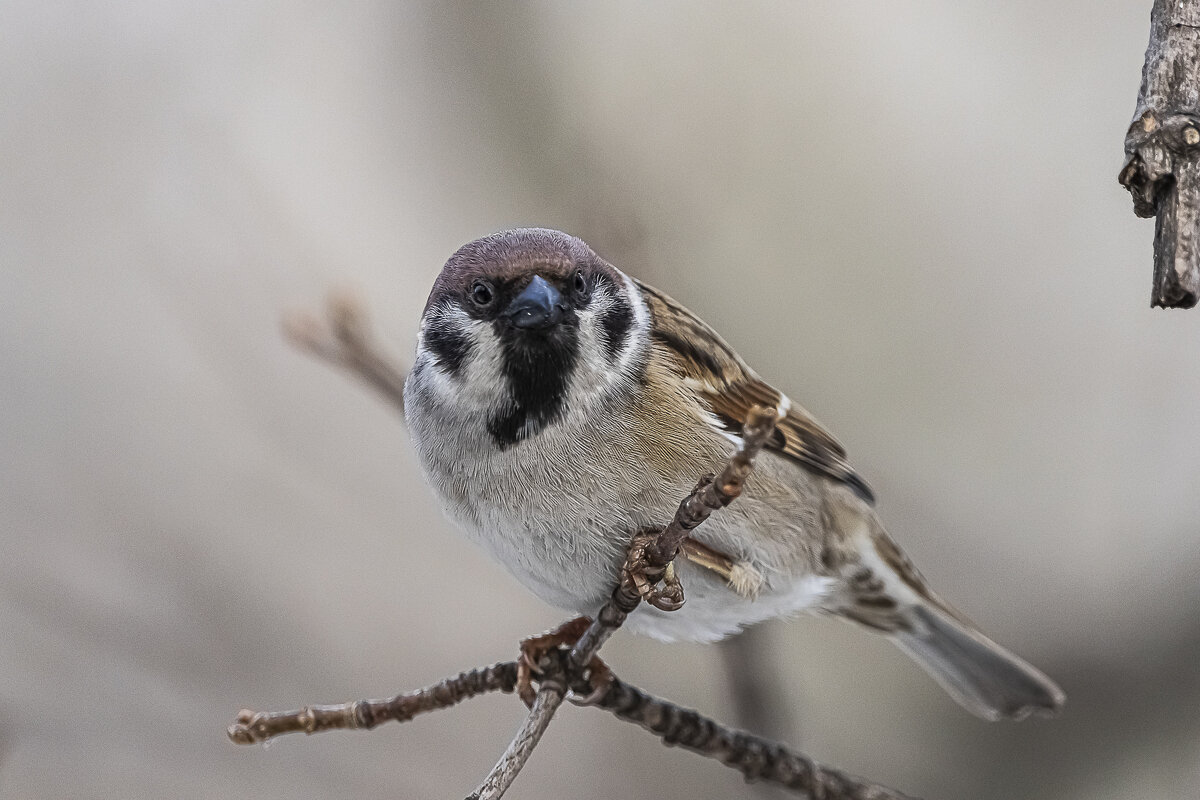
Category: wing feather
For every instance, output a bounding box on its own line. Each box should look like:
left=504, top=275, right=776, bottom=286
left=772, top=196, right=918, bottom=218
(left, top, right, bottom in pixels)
left=637, top=279, right=874, bottom=504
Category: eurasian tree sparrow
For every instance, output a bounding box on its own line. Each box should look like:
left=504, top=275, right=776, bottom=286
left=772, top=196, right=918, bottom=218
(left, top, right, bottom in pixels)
left=403, top=228, right=1065, bottom=721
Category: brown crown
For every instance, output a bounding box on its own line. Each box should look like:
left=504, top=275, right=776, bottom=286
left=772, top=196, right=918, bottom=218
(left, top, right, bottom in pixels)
left=425, top=228, right=621, bottom=313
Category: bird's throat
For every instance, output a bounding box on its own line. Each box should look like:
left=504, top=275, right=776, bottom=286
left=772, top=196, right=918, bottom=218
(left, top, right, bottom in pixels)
left=487, top=323, right=580, bottom=448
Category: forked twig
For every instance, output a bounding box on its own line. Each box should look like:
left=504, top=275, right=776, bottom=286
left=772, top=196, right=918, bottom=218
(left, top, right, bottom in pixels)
left=228, top=658, right=914, bottom=800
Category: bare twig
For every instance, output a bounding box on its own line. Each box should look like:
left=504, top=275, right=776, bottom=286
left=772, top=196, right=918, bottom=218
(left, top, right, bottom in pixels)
left=569, top=580, right=642, bottom=672
left=595, top=675, right=916, bottom=800
left=467, top=685, right=566, bottom=800
left=227, top=658, right=915, bottom=800
left=283, top=292, right=410, bottom=411
left=227, top=662, right=517, bottom=744
left=647, top=406, right=782, bottom=566
left=1120, top=0, right=1200, bottom=307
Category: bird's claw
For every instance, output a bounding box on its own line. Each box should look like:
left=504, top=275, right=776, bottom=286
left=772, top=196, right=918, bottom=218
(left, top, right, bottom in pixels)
left=623, top=532, right=686, bottom=612
left=565, top=655, right=613, bottom=706
left=516, top=616, right=612, bottom=707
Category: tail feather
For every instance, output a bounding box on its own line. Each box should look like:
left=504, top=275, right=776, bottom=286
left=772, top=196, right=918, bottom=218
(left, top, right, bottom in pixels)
left=892, top=604, right=1065, bottom=721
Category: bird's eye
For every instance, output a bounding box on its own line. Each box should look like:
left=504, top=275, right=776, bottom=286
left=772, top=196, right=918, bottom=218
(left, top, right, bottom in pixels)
left=470, top=281, right=494, bottom=307
left=573, top=270, right=588, bottom=296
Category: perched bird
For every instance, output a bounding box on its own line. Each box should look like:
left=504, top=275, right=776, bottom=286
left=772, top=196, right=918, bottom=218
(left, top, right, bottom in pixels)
left=403, top=228, right=1065, bottom=721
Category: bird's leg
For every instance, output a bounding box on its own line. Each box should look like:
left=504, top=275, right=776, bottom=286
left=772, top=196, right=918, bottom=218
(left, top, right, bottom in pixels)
left=679, top=538, right=763, bottom=599
left=516, top=616, right=612, bottom=707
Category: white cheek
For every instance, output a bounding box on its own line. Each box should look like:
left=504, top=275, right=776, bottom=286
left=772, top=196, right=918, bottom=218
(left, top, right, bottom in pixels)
left=574, top=300, right=610, bottom=377
left=617, top=272, right=650, bottom=371
left=565, top=285, right=643, bottom=418
left=559, top=278, right=648, bottom=422
left=417, top=306, right=508, bottom=415
left=456, top=321, right=507, bottom=406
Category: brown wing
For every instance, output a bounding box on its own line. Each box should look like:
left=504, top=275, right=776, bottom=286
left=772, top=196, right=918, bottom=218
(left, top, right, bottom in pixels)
left=636, top=280, right=874, bottom=504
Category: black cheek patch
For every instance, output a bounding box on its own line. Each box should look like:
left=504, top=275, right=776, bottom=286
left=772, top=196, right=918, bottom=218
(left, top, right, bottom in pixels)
left=599, top=297, right=634, bottom=362
left=423, top=320, right=473, bottom=373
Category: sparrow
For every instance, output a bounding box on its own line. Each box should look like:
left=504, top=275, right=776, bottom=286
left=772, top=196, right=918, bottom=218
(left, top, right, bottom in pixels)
left=402, top=228, right=1065, bottom=721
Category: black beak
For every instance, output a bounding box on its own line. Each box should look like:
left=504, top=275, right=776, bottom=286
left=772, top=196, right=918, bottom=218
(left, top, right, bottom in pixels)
left=504, top=275, right=564, bottom=330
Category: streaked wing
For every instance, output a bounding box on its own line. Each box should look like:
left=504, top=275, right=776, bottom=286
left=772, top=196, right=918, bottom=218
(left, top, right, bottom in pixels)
left=636, top=279, right=874, bottom=504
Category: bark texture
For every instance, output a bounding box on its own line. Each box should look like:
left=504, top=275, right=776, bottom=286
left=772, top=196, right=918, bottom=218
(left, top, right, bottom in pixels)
left=1120, top=0, right=1200, bottom=307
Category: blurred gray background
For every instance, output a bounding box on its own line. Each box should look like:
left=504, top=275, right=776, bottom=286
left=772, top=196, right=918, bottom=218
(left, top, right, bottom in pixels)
left=3, top=1, right=1198, bottom=798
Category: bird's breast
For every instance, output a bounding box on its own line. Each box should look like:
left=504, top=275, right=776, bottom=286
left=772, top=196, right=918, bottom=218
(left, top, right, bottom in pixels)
left=406, top=387, right=692, bottom=609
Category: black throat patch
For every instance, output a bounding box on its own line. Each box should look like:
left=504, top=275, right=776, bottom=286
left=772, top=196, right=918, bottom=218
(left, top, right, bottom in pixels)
left=487, top=321, right=580, bottom=448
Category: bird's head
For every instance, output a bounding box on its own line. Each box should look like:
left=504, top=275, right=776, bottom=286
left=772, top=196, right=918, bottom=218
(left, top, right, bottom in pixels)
left=412, top=228, right=647, bottom=447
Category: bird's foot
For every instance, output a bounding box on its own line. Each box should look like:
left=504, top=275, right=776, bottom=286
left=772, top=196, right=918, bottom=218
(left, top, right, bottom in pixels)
left=516, top=616, right=612, bottom=707
left=623, top=531, right=685, bottom=612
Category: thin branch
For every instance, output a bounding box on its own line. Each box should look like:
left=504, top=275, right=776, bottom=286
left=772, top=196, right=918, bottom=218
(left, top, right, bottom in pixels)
left=647, top=406, right=781, bottom=566
left=466, top=684, right=566, bottom=800
left=595, top=675, right=916, bottom=800
left=226, top=659, right=915, bottom=800
left=1120, top=0, right=1200, bottom=307
left=283, top=292, right=410, bottom=412
left=227, top=662, right=517, bottom=744
left=568, top=583, right=640, bottom=672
